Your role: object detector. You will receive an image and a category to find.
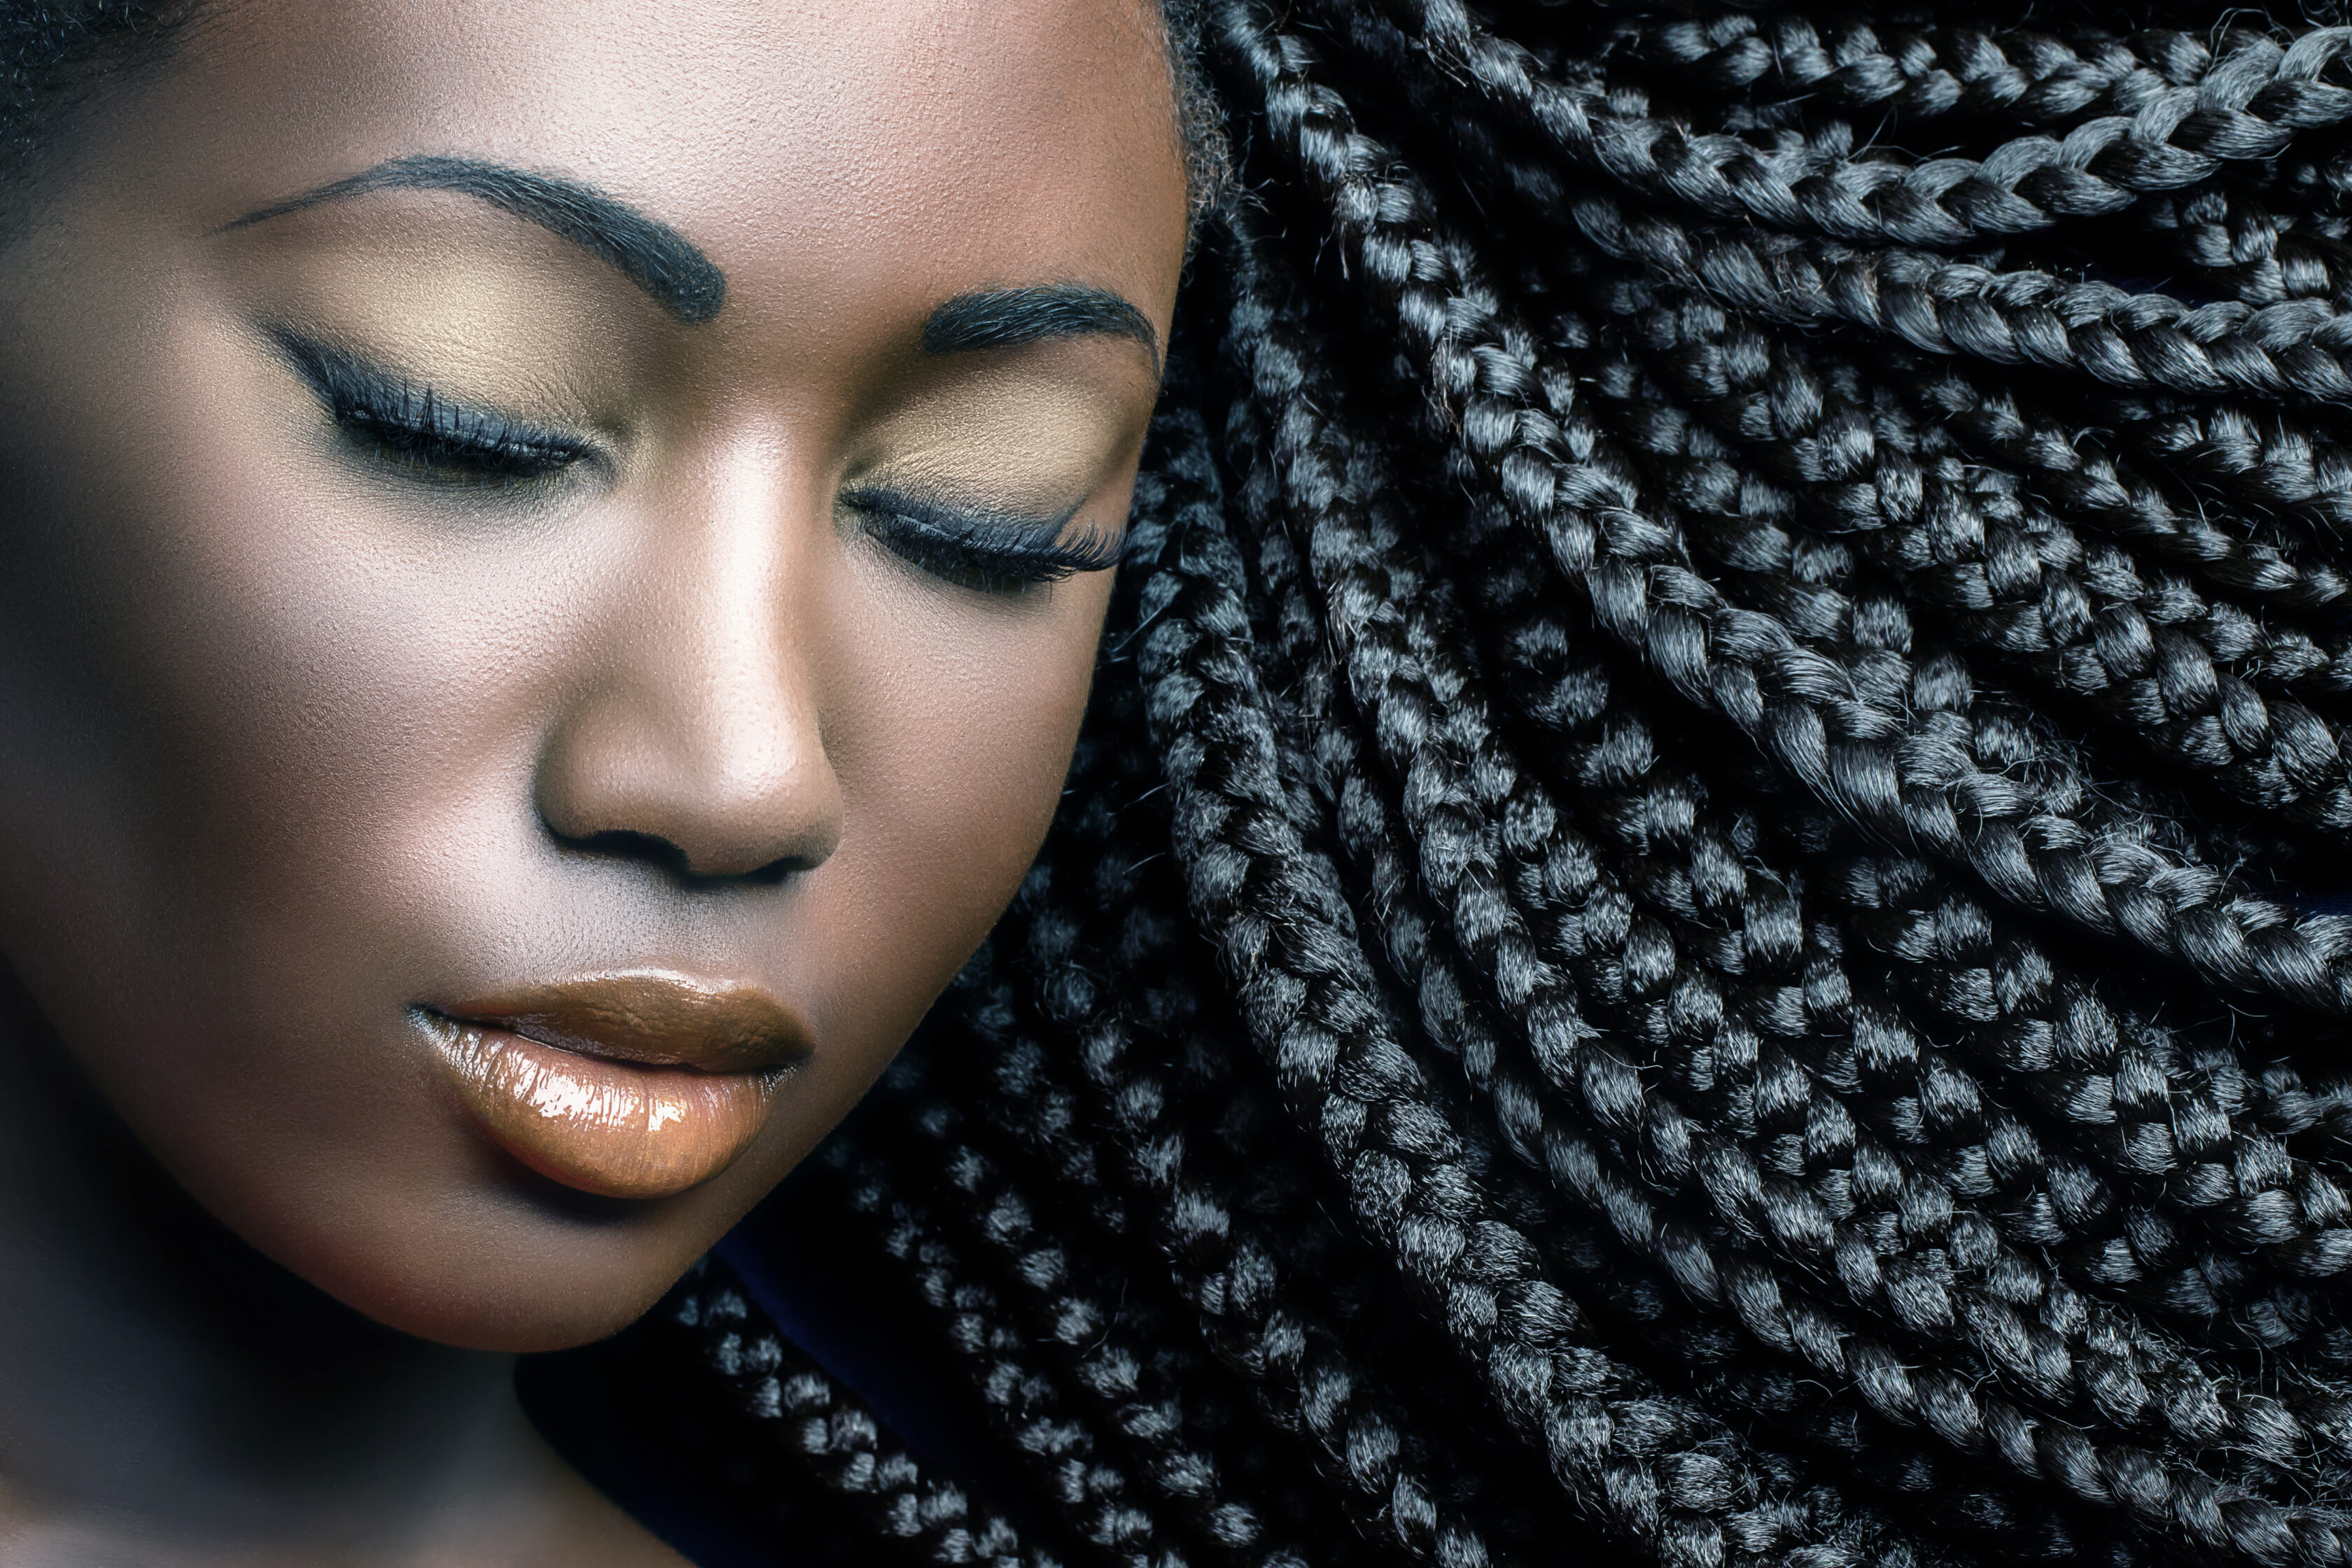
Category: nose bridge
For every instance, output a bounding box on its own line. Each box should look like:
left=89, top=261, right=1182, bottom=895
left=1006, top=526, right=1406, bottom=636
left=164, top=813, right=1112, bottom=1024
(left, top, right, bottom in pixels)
left=536, top=433, right=843, bottom=881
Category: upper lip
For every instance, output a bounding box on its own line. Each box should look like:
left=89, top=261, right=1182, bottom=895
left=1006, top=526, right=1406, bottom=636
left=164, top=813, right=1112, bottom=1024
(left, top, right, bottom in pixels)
left=431, top=971, right=813, bottom=1074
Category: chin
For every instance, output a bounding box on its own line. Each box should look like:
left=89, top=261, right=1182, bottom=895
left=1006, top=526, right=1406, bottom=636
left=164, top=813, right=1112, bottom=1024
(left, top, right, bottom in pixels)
left=246, top=1169, right=730, bottom=1354
left=332, top=1246, right=696, bottom=1354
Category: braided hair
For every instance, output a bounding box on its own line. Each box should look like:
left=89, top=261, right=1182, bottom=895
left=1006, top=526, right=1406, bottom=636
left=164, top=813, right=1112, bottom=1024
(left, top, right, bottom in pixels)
left=31, top=0, right=2352, bottom=1563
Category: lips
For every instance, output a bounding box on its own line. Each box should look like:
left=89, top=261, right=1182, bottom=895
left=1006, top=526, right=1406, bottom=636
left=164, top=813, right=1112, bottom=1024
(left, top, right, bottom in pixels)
left=416, top=972, right=812, bottom=1200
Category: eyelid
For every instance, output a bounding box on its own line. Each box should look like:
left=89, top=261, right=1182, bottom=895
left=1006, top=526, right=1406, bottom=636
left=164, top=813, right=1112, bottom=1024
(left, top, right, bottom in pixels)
left=265, top=323, right=610, bottom=477
left=841, top=484, right=1126, bottom=587
left=844, top=484, right=1082, bottom=540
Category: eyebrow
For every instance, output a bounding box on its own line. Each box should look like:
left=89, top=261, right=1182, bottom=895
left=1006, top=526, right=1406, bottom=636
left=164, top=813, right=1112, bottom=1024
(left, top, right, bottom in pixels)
left=922, top=286, right=1161, bottom=375
left=225, top=155, right=726, bottom=325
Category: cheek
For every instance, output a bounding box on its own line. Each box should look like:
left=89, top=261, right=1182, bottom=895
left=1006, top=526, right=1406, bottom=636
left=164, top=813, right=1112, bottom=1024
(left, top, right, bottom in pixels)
left=0, top=307, right=493, bottom=856
left=0, top=341, right=553, bottom=1225
left=0, top=385, right=518, bottom=1018
left=797, top=566, right=1111, bottom=1056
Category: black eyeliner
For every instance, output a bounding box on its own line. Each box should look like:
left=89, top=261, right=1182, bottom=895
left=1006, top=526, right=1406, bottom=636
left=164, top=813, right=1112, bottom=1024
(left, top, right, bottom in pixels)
left=270, top=327, right=595, bottom=484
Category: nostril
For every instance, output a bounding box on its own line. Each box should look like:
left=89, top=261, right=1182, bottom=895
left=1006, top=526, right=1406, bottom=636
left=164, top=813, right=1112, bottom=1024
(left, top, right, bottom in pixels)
left=531, top=673, right=846, bottom=884
left=552, top=826, right=802, bottom=888
left=566, top=828, right=690, bottom=878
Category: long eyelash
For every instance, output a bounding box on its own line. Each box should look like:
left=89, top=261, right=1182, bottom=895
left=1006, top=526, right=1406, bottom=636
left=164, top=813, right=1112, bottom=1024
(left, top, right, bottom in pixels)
left=273, top=330, right=593, bottom=484
left=844, top=489, right=1124, bottom=593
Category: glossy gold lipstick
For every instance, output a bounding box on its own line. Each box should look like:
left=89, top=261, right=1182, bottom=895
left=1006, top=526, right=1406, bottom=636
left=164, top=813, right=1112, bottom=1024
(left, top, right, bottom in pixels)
left=418, top=973, right=811, bottom=1200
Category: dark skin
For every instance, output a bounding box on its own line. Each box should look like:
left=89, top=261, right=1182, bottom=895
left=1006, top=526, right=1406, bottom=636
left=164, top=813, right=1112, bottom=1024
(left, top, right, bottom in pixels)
left=0, top=0, right=1190, bottom=1562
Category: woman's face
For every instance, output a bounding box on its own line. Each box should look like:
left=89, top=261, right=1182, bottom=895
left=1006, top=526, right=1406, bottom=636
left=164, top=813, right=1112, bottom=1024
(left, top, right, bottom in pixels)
left=0, top=0, right=1187, bottom=1351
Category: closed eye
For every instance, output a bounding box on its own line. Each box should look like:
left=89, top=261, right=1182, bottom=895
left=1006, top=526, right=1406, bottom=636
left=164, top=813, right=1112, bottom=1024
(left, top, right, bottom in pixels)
left=842, top=486, right=1122, bottom=595
left=272, top=328, right=598, bottom=489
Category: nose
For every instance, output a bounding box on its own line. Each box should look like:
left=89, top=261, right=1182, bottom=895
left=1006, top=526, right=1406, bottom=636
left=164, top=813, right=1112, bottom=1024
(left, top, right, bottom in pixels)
left=533, top=460, right=844, bottom=883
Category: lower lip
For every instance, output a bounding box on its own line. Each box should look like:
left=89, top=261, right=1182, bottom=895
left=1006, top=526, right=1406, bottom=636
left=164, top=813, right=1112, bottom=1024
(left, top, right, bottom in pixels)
left=420, top=1017, right=785, bottom=1200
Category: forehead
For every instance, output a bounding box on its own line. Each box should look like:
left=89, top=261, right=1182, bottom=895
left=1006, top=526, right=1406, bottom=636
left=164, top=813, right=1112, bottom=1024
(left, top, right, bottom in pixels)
left=102, top=0, right=1186, bottom=340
